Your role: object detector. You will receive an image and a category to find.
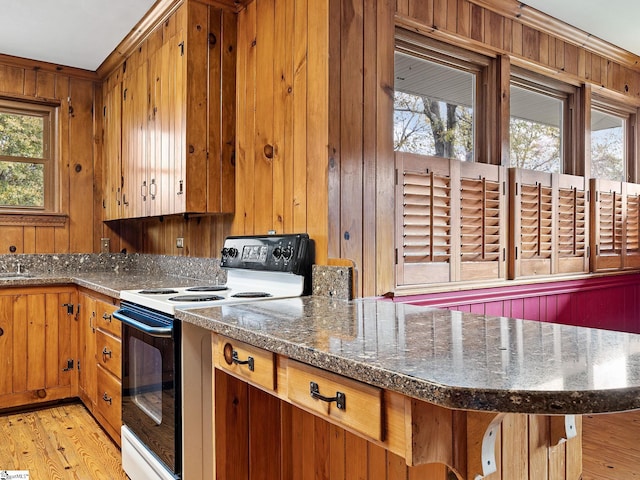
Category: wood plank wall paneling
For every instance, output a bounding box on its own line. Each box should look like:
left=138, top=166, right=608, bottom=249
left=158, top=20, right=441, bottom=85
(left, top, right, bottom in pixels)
left=232, top=0, right=329, bottom=265
left=0, top=62, right=98, bottom=254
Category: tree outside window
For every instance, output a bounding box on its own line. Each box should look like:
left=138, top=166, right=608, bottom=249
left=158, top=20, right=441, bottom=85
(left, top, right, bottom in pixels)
left=393, top=52, right=475, bottom=161
left=509, top=85, right=562, bottom=173
left=0, top=101, right=53, bottom=210
left=591, top=109, right=625, bottom=182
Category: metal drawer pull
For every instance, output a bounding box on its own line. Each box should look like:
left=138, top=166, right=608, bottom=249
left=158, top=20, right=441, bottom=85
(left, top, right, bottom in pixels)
left=102, top=347, right=112, bottom=358
left=309, top=382, right=346, bottom=410
left=232, top=350, right=254, bottom=371
left=102, top=393, right=112, bottom=405
left=102, top=312, right=112, bottom=322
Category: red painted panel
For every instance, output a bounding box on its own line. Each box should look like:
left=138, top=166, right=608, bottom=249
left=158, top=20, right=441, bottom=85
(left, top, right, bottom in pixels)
left=484, top=301, right=504, bottom=317
left=523, top=297, right=541, bottom=322
left=470, top=303, right=485, bottom=314
left=398, top=273, right=640, bottom=333
left=510, top=298, right=524, bottom=319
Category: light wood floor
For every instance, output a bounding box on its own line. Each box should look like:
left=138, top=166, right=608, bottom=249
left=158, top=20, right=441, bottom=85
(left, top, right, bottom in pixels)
left=0, top=402, right=126, bottom=480
left=583, top=410, right=640, bottom=480
left=1, top=402, right=639, bottom=479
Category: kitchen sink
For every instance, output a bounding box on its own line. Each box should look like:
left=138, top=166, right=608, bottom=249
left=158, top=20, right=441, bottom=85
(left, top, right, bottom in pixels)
left=0, top=273, right=34, bottom=279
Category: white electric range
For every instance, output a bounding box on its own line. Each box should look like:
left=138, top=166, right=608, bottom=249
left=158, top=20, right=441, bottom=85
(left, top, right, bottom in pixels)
left=116, top=233, right=314, bottom=480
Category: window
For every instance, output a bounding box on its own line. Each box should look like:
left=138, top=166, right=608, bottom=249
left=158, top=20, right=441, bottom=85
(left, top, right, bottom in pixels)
left=509, top=83, right=564, bottom=173
left=590, top=98, right=635, bottom=182
left=393, top=41, right=487, bottom=161
left=0, top=99, right=56, bottom=211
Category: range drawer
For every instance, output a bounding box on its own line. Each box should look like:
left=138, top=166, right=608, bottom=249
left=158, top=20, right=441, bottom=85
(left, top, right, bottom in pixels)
left=214, top=335, right=276, bottom=391
left=96, top=302, right=120, bottom=338
left=96, top=364, right=122, bottom=433
left=96, top=330, right=121, bottom=379
left=287, top=360, right=383, bottom=441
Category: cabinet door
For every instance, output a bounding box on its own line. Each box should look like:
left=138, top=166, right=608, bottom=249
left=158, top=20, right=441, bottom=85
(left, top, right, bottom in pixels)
left=0, top=288, right=77, bottom=409
left=78, top=293, right=97, bottom=409
left=102, top=70, right=122, bottom=221
left=121, top=53, right=149, bottom=219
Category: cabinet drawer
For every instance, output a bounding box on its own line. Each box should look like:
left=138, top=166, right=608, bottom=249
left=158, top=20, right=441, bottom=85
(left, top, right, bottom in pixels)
left=214, top=335, right=276, bottom=391
left=96, top=303, right=120, bottom=338
left=287, top=360, right=383, bottom=441
left=96, top=330, right=121, bottom=380
left=96, top=365, right=122, bottom=433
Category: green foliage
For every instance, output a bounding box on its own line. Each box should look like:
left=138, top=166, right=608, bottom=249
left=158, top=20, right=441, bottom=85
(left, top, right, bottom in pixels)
left=394, top=92, right=474, bottom=162
left=591, top=128, right=624, bottom=181
left=0, top=111, right=45, bottom=207
left=509, top=119, right=561, bottom=173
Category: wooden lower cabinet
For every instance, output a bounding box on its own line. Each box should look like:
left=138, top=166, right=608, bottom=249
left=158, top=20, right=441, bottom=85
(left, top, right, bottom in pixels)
left=0, top=286, right=78, bottom=410
left=212, top=335, right=582, bottom=480
left=78, top=289, right=122, bottom=445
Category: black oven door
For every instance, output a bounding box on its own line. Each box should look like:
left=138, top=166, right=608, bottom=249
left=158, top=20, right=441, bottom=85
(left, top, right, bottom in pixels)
left=115, top=303, right=181, bottom=477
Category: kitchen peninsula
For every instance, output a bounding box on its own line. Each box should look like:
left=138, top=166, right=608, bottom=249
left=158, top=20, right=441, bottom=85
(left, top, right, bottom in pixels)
left=1, top=255, right=639, bottom=478
left=178, top=296, right=640, bottom=480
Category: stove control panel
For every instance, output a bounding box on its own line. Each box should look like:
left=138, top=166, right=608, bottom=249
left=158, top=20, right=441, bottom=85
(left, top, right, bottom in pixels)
left=221, top=234, right=314, bottom=275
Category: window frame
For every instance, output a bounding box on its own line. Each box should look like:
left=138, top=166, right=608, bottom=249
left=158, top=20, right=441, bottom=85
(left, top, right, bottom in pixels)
left=589, top=93, right=637, bottom=183
left=0, top=98, right=58, bottom=213
left=394, top=30, right=492, bottom=163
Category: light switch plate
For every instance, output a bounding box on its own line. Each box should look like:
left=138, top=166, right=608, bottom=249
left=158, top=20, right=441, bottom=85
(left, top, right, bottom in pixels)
left=176, top=237, right=184, bottom=248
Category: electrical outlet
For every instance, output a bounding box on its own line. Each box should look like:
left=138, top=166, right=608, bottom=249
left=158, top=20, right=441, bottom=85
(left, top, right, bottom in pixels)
left=100, top=238, right=110, bottom=253
left=176, top=237, right=184, bottom=248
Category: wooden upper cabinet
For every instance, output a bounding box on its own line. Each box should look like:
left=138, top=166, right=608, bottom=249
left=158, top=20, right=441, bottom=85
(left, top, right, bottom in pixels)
left=101, top=0, right=236, bottom=220
left=395, top=152, right=507, bottom=287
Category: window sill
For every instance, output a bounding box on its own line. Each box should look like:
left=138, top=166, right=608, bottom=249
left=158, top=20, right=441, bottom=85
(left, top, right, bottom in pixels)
left=0, top=212, right=68, bottom=227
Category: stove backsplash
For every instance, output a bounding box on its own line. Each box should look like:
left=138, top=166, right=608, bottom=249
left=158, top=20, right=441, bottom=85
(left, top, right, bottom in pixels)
left=312, top=265, right=353, bottom=300
left=0, top=253, right=352, bottom=297
left=0, top=253, right=225, bottom=281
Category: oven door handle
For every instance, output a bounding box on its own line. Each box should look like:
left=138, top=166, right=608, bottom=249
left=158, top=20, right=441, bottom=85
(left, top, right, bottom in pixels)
left=113, top=311, right=173, bottom=338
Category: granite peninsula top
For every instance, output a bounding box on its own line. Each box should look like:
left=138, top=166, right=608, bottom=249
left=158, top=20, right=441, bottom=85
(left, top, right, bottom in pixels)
left=4, top=253, right=640, bottom=416
left=177, top=296, right=640, bottom=415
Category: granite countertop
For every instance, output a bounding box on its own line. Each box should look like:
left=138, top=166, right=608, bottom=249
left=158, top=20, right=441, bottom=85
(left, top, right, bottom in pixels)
left=177, top=296, right=640, bottom=415
left=0, top=271, right=219, bottom=298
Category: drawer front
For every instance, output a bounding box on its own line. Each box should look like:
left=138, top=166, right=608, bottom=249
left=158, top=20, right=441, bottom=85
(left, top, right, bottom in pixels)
left=96, top=330, right=122, bottom=379
left=214, top=335, right=276, bottom=391
left=287, top=360, right=383, bottom=441
left=96, top=302, right=120, bottom=338
left=96, top=364, right=122, bottom=433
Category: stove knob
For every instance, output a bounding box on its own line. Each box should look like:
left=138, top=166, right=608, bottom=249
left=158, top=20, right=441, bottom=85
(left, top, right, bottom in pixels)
left=273, top=247, right=282, bottom=259
left=282, top=246, right=293, bottom=260
left=221, top=247, right=229, bottom=258
left=228, top=247, right=239, bottom=258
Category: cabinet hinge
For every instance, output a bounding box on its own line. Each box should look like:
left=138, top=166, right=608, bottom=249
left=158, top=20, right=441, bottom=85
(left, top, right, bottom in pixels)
left=179, top=41, right=185, bottom=56
left=103, top=105, right=106, bottom=117
left=395, top=168, right=398, bottom=185
left=62, top=359, right=74, bottom=372
left=62, top=303, right=75, bottom=315
left=394, top=248, right=398, bottom=265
